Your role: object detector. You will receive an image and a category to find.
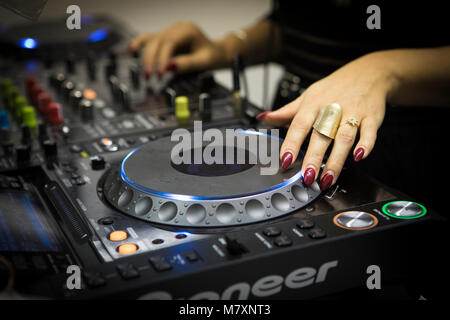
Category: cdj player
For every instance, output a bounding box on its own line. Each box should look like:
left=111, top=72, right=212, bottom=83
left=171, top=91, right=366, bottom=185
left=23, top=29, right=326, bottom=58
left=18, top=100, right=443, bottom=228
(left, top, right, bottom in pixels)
left=0, top=15, right=446, bottom=300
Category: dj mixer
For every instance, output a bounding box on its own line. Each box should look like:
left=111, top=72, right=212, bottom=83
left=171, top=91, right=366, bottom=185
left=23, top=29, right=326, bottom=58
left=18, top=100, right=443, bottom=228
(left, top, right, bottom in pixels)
left=0, top=15, right=446, bottom=300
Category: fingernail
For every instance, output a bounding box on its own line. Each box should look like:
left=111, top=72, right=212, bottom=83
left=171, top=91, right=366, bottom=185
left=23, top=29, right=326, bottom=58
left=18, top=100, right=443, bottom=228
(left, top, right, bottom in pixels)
left=144, top=70, right=151, bottom=80
left=165, top=61, right=178, bottom=72
left=256, top=111, right=271, bottom=120
left=320, top=172, right=334, bottom=191
left=303, top=167, right=316, bottom=186
left=354, top=147, right=365, bottom=162
left=281, top=152, right=293, bottom=170
left=126, top=44, right=134, bottom=52
left=158, top=70, right=162, bottom=80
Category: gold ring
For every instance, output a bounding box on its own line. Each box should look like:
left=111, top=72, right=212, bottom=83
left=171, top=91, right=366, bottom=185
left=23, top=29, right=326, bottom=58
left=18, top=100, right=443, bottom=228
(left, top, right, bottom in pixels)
left=313, top=103, right=342, bottom=139
left=344, top=118, right=359, bottom=127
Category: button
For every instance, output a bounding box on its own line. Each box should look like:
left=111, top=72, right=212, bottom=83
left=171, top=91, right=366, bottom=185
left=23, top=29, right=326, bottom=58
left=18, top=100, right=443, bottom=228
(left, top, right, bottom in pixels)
left=90, top=155, right=106, bottom=170
left=99, top=138, right=113, bottom=148
left=98, top=217, right=114, bottom=225
left=109, top=230, right=128, bottom=241
left=274, top=235, right=292, bottom=247
left=83, top=89, right=97, bottom=100
left=175, top=233, right=187, bottom=239
left=308, top=228, right=326, bottom=239
left=182, top=250, right=199, bottom=263
left=296, top=218, right=315, bottom=229
left=263, top=227, right=281, bottom=237
left=117, top=243, right=138, bottom=255
left=152, top=238, right=164, bottom=245
left=334, top=211, right=378, bottom=230
left=105, top=144, right=119, bottom=152
left=116, top=263, right=140, bottom=280
left=83, top=271, right=106, bottom=288
left=382, top=201, right=427, bottom=219
left=149, top=255, right=172, bottom=272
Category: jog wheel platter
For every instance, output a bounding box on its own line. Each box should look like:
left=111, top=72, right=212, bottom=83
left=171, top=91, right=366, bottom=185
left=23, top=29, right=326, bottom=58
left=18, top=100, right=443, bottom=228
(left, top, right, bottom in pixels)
left=102, top=130, right=321, bottom=227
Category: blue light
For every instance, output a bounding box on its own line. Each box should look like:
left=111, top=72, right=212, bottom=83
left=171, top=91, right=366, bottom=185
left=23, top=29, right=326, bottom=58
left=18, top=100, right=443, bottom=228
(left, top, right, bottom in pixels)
left=87, top=29, right=108, bottom=42
left=19, top=38, right=38, bottom=49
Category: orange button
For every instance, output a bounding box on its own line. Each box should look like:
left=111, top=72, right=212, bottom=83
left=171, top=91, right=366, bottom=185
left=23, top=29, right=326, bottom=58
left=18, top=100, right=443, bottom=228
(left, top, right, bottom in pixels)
left=109, top=230, right=128, bottom=241
left=117, top=243, right=138, bottom=255
left=83, top=88, right=97, bottom=100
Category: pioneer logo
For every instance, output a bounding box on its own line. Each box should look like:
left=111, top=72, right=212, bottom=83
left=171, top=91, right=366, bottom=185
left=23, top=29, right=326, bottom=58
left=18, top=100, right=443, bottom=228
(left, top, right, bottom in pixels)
left=139, top=260, right=338, bottom=300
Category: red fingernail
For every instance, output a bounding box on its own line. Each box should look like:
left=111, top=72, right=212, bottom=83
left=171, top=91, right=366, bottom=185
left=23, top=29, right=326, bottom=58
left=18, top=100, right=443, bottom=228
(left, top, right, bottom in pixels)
left=256, top=111, right=271, bottom=120
left=165, top=61, right=178, bottom=72
left=320, top=173, right=334, bottom=191
left=354, top=147, right=365, bottom=162
left=281, top=152, right=293, bottom=170
left=303, top=167, right=316, bottom=186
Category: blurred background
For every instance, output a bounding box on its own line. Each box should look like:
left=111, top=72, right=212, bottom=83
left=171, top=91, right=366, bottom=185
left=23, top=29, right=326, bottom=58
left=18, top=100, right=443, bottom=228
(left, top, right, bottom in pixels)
left=0, top=0, right=283, bottom=109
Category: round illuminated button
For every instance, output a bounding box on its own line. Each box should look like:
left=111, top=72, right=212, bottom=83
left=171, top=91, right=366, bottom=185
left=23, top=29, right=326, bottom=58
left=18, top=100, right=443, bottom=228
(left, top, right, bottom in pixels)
left=117, top=243, right=138, bottom=255
left=83, top=89, right=97, bottom=100
left=334, top=211, right=378, bottom=230
left=382, top=201, right=427, bottom=219
left=109, top=230, right=128, bottom=241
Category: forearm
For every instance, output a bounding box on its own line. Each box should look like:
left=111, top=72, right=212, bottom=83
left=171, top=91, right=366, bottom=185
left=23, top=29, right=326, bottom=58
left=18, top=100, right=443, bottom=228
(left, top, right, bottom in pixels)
left=215, top=18, right=280, bottom=67
left=368, top=47, right=450, bottom=106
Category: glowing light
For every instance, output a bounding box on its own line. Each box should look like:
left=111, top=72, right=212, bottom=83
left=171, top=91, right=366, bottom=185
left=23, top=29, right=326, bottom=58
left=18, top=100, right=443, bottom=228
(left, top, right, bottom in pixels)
left=87, top=29, right=108, bottom=42
left=19, top=38, right=38, bottom=49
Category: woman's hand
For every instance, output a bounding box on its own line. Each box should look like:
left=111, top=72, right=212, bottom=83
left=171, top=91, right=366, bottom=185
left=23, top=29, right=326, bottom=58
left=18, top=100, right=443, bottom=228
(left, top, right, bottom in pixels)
left=259, top=52, right=397, bottom=190
left=128, top=21, right=227, bottom=78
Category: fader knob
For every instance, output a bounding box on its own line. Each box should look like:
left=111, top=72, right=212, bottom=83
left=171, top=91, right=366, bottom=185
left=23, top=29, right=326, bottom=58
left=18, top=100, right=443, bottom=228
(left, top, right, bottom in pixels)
left=80, top=99, right=94, bottom=121
left=21, top=125, right=32, bottom=145
left=199, top=93, right=212, bottom=122
left=175, top=96, right=190, bottom=126
left=90, top=155, right=106, bottom=170
left=129, top=64, right=141, bottom=90
left=37, top=92, right=52, bottom=113
left=38, top=123, right=48, bottom=144
left=119, top=84, right=131, bottom=111
left=43, top=139, right=58, bottom=160
left=47, top=102, right=63, bottom=125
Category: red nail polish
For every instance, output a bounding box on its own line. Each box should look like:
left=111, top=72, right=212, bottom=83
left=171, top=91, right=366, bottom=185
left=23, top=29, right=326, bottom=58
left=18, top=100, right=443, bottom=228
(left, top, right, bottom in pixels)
left=165, top=61, right=178, bottom=72
left=303, top=167, right=316, bottom=186
left=320, top=173, right=333, bottom=191
left=281, top=152, right=293, bottom=170
left=354, top=147, right=365, bottom=162
left=256, top=111, right=271, bottom=120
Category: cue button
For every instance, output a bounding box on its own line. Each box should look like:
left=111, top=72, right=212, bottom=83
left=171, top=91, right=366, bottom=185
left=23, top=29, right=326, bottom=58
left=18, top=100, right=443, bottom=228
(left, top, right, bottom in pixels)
left=263, top=227, right=281, bottom=237
left=334, top=211, right=378, bottom=230
left=296, top=218, right=315, bottom=229
left=109, top=230, right=128, bottom=241
left=308, top=228, right=326, bottom=239
left=117, top=243, right=138, bottom=255
left=274, top=235, right=293, bottom=247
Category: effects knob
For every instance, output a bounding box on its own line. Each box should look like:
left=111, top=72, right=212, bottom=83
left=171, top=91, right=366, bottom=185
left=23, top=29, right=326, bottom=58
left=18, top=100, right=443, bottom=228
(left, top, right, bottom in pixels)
left=80, top=99, right=94, bottom=121
left=90, top=155, right=106, bottom=170
left=47, top=102, right=63, bottom=125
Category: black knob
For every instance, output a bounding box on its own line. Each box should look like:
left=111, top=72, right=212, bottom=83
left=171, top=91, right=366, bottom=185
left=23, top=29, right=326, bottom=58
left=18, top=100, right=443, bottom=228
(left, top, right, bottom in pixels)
left=70, top=90, right=83, bottom=111
left=0, top=127, right=13, bottom=154
left=65, top=54, right=76, bottom=74
left=119, top=84, right=131, bottom=110
left=62, top=80, right=75, bottom=101
left=21, top=125, right=32, bottom=146
left=49, top=72, right=65, bottom=89
left=38, top=123, right=48, bottom=144
left=129, top=64, right=141, bottom=90
left=16, top=145, right=31, bottom=164
left=224, top=236, right=247, bottom=256
left=43, top=139, right=58, bottom=160
left=165, top=88, right=176, bottom=114
left=199, top=93, right=211, bottom=122
left=108, top=75, right=120, bottom=99
left=90, top=155, right=106, bottom=170
left=80, top=99, right=94, bottom=121
left=86, top=51, right=97, bottom=81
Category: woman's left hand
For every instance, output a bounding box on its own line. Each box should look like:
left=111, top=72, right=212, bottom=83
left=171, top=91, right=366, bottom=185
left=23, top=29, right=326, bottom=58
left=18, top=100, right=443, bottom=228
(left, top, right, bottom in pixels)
left=259, top=52, right=397, bottom=190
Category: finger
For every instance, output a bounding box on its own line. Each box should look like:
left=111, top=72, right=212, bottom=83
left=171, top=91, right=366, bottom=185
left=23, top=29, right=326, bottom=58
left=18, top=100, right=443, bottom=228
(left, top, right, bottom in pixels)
left=128, top=33, right=153, bottom=52
left=170, top=49, right=211, bottom=74
left=257, top=96, right=303, bottom=126
left=157, top=40, right=177, bottom=75
left=320, top=118, right=359, bottom=190
left=353, top=117, right=379, bottom=162
left=280, top=104, right=319, bottom=170
left=300, top=130, right=332, bottom=186
left=142, top=36, right=163, bottom=75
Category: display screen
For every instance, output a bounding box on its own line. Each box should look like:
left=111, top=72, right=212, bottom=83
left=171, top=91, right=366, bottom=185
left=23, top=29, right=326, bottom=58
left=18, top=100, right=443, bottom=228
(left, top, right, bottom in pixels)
left=0, top=190, right=63, bottom=252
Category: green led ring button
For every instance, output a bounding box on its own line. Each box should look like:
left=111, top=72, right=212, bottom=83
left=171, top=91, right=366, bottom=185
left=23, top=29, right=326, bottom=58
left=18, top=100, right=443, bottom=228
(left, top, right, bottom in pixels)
left=382, top=201, right=427, bottom=219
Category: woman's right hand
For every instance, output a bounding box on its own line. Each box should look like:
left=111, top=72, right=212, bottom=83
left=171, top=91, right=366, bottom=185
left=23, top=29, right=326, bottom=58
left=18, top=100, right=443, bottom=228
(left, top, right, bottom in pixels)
left=128, top=21, right=227, bottom=78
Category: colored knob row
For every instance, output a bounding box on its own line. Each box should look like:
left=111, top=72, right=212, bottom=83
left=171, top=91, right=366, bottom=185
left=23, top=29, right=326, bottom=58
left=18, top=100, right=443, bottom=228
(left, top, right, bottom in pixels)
left=26, top=75, right=63, bottom=125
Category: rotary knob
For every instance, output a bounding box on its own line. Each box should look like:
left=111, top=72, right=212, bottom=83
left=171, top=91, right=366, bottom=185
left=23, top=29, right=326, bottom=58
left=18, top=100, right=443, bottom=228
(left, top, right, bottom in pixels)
left=334, top=211, right=378, bottom=230
left=382, top=201, right=427, bottom=219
